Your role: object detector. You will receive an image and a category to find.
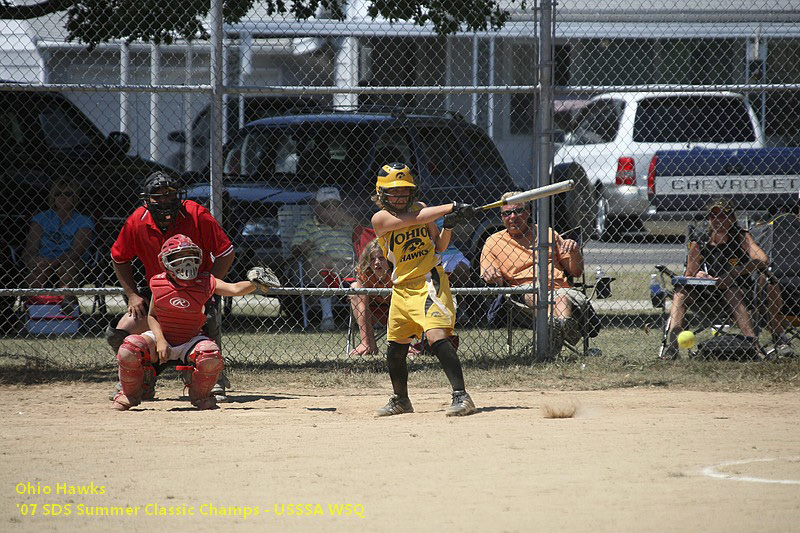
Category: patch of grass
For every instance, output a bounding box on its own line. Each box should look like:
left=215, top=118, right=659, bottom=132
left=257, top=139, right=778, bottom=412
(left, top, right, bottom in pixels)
left=591, top=268, right=681, bottom=303
left=2, top=325, right=799, bottom=393
left=221, top=354, right=800, bottom=394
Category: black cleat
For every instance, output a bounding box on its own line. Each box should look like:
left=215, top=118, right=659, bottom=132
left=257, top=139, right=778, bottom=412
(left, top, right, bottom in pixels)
left=375, top=394, right=414, bottom=417
left=445, top=390, right=476, bottom=417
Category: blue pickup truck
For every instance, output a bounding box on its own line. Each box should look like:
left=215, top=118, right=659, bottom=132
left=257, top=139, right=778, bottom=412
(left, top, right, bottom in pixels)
left=641, top=147, right=800, bottom=235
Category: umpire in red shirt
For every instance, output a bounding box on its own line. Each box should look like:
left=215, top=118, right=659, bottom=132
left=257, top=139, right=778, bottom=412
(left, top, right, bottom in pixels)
left=107, top=171, right=235, bottom=400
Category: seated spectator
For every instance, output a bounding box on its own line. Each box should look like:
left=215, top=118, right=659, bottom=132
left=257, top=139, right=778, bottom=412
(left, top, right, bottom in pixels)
left=663, top=197, right=770, bottom=359
left=291, top=187, right=357, bottom=331
left=479, top=194, right=584, bottom=351
left=22, top=178, right=94, bottom=311
left=349, top=239, right=392, bottom=355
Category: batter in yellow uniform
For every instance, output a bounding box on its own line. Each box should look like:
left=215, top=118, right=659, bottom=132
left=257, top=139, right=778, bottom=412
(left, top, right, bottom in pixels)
left=371, top=162, right=477, bottom=417
left=378, top=209, right=457, bottom=341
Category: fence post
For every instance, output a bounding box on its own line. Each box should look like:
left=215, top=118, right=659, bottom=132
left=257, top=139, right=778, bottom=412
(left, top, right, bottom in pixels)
left=209, top=0, right=225, bottom=225
left=536, top=0, right=555, bottom=360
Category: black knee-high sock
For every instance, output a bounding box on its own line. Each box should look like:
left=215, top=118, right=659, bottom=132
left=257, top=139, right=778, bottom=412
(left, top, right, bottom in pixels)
left=430, top=338, right=465, bottom=391
left=386, top=341, right=410, bottom=398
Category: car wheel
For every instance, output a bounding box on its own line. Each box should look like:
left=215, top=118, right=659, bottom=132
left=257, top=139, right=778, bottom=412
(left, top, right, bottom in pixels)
left=594, top=195, right=617, bottom=241
left=0, top=251, right=20, bottom=334
left=552, top=164, right=594, bottom=239
left=0, top=296, right=17, bottom=335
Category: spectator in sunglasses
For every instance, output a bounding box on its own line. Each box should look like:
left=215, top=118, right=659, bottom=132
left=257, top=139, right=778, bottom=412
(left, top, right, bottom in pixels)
left=23, top=178, right=94, bottom=311
left=662, top=197, right=785, bottom=359
left=479, top=192, right=584, bottom=354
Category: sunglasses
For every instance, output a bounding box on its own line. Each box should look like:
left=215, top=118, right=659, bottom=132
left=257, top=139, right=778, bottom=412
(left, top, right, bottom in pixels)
left=500, top=207, right=527, bottom=218
left=319, top=201, right=341, bottom=209
left=708, top=209, right=732, bottom=218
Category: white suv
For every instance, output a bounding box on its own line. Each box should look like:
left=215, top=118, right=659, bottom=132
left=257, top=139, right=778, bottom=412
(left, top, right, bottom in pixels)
left=553, top=91, right=765, bottom=239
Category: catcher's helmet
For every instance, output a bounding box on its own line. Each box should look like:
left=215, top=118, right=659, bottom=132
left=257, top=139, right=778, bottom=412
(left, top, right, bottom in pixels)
left=376, top=162, right=417, bottom=214
left=159, top=234, right=202, bottom=281
left=142, top=171, right=184, bottom=230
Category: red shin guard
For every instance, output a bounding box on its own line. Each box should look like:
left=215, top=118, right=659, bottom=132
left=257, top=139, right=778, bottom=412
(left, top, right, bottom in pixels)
left=115, top=335, right=150, bottom=406
left=187, top=341, right=223, bottom=408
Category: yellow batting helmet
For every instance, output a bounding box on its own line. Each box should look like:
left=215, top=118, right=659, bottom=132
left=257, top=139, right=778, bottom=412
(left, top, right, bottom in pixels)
left=375, top=162, right=416, bottom=194
left=375, top=162, right=417, bottom=214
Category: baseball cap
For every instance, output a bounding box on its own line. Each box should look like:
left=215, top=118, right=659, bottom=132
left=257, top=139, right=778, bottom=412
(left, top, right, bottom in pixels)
left=316, top=187, right=342, bottom=204
left=706, top=197, right=735, bottom=215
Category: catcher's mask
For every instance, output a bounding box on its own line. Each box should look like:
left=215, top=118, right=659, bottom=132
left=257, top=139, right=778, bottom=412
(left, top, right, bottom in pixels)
left=142, top=171, right=185, bottom=231
left=376, top=162, right=417, bottom=215
left=159, top=234, right=202, bottom=282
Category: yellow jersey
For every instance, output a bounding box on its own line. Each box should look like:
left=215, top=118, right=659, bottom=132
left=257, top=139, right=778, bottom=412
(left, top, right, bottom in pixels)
left=378, top=218, right=439, bottom=286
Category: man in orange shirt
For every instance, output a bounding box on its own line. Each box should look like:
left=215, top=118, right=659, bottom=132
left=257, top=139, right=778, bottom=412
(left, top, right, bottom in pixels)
left=480, top=193, right=584, bottom=352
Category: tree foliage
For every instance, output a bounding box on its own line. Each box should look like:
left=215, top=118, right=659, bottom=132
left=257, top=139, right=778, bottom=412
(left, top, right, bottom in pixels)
left=0, top=0, right=524, bottom=49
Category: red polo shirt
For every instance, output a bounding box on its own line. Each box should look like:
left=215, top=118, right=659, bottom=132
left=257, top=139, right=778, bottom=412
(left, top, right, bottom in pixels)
left=110, top=200, right=233, bottom=282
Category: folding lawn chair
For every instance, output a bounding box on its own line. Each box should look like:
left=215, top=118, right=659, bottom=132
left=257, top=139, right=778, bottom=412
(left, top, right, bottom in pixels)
left=277, top=203, right=314, bottom=328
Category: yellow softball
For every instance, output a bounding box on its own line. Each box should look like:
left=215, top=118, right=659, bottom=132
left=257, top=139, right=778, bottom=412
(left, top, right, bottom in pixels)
left=677, top=330, right=696, bottom=349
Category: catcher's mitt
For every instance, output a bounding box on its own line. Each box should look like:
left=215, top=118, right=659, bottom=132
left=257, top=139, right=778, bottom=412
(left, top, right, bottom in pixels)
left=247, top=266, right=281, bottom=292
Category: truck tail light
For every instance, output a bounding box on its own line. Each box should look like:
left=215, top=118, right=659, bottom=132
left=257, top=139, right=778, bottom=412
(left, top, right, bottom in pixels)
left=647, top=155, right=658, bottom=198
left=615, top=157, right=636, bottom=186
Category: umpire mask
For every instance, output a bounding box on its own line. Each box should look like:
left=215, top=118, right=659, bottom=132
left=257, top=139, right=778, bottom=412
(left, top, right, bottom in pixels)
left=142, top=171, right=184, bottom=231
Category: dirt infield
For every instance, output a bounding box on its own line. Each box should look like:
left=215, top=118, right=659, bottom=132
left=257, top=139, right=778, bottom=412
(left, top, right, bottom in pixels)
left=1, top=383, right=799, bottom=532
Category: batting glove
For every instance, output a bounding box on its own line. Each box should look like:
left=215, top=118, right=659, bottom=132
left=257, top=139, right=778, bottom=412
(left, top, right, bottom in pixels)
left=452, top=202, right=478, bottom=218
left=443, top=203, right=476, bottom=229
left=444, top=202, right=477, bottom=229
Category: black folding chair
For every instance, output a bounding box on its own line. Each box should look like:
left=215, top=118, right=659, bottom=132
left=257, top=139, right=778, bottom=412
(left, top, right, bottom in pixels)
left=751, top=213, right=800, bottom=356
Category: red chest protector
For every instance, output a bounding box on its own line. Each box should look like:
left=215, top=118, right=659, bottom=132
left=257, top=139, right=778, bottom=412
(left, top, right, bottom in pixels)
left=149, top=273, right=216, bottom=345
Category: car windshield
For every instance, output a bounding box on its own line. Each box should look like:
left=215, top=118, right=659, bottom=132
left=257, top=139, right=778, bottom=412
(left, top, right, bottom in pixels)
left=566, top=99, right=623, bottom=145
left=463, top=125, right=508, bottom=174
left=38, top=106, right=95, bottom=150
left=226, top=122, right=370, bottom=189
left=416, top=125, right=471, bottom=187
left=633, top=96, right=756, bottom=143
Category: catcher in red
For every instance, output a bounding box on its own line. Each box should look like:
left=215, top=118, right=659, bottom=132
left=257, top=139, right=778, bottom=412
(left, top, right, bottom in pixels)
left=111, top=234, right=280, bottom=411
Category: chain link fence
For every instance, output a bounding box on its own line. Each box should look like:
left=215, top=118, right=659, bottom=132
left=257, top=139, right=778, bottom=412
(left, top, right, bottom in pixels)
left=1, top=0, right=799, bottom=369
